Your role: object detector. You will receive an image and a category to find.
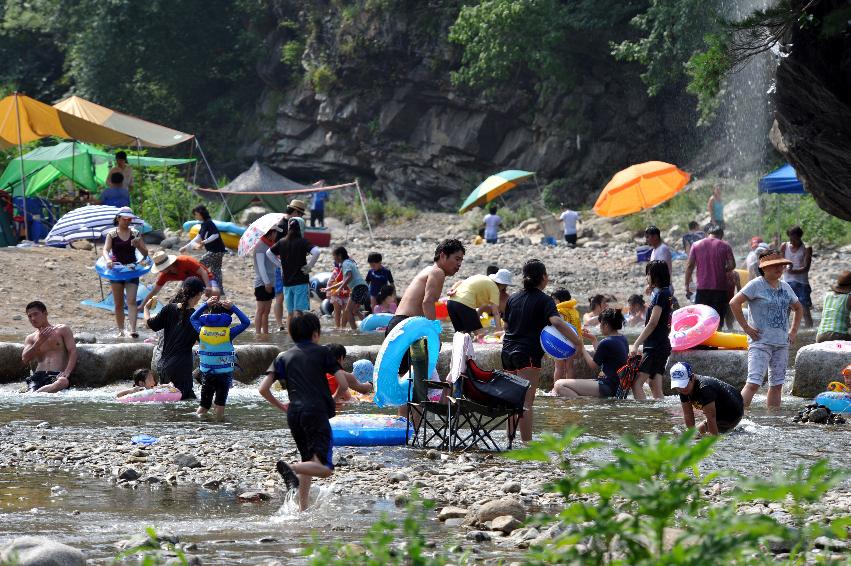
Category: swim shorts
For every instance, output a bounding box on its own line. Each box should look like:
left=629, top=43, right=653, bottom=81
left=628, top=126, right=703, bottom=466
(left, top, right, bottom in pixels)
left=284, top=283, right=310, bottom=312
left=747, top=343, right=789, bottom=386
left=199, top=372, right=233, bottom=409
left=501, top=350, right=543, bottom=371
left=254, top=284, right=275, bottom=302
left=350, top=284, right=369, bottom=309
left=27, top=371, right=59, bottom=391
left=786, top=281, right=812, bottom=309
left=287, top=408, right=334, bottom=470
left=446, top=300, right=482, bottom=333
left=564, top=233, right=577, bottom=246
left=639, top=349, right=669, bottom=377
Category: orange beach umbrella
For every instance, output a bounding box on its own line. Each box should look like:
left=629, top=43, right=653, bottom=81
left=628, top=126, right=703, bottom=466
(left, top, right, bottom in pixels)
left=593, top=161, right=690, bottom=217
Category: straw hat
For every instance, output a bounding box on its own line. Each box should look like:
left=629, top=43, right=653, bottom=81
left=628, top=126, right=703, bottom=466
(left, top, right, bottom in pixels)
left=151, top=250, right=178, bottom=273
left=758, top=252, right=792, bottom=269
left=833, top=271, right=851, bottom=294
left=287, top=199, right=307, bottom=214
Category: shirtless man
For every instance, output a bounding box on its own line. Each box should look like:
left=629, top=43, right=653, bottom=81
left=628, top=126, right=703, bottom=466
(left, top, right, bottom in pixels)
left=21, top=301, right=77, bottom=392
left=384, top=239, right=465, bottom=373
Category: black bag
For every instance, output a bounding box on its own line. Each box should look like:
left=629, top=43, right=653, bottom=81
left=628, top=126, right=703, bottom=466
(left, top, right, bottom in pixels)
left=462, top=359, right=530, bottom=411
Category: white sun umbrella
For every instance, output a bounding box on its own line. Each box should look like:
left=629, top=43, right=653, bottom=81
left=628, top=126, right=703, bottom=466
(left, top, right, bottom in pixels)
left=238, top=212, right=284, bottom=257
left=45, top=204, right=143, bottom=245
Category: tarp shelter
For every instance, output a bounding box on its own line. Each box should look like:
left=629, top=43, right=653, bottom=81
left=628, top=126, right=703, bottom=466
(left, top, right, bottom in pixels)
left=53, top=96, right=193, bottom=148
left=195, top=161, right=373, bottom=240
left=0, top=141, right=195, bottom=197
left=758, top=164, right=805, bottom=194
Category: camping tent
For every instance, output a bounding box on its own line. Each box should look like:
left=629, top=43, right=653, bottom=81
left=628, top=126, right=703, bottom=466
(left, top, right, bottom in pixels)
left=758, top=164, right=805, bottom=194
left=0, top=141, right=195, bottom=197
left=53, top=96, right=193, bottom=148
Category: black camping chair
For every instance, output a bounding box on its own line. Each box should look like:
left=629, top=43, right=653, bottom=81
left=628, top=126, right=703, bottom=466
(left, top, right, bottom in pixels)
left=448, top=359, right=529, bottom=452
left=405, top=337, right=454, bottom=450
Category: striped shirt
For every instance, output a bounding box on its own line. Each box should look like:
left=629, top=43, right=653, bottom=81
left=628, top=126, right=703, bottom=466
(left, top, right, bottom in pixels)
left=818, top=292, right=850, bottom=336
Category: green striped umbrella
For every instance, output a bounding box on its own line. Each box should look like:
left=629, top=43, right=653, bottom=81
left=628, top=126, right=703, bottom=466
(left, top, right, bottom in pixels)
left=458, top=170, right=535, bottom=213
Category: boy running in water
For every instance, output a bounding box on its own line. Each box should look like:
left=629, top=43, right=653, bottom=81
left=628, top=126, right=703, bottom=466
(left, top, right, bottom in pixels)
left=259, top=312, right=349, bottom=511
left=190, top=297, right=251, bottom=418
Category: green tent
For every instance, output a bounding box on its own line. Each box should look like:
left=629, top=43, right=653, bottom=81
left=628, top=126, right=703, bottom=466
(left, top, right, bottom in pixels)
left=0, top=141, right=195, bottom=197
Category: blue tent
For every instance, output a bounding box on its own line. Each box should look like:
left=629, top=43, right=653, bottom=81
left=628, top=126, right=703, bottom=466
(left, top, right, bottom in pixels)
left=758, top=164, right=805, bottom=194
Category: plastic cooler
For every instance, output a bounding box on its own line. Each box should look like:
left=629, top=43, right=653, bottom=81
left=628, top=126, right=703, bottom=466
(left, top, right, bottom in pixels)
left=305, top=228, right=331, bottom=247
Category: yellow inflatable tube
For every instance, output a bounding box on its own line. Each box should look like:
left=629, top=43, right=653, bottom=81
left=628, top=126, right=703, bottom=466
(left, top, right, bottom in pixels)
left=735, top=268, right=749, bottom=286
left=701, top=331, right=748, bottom=350
left=188, top=224, right=240, bottom=250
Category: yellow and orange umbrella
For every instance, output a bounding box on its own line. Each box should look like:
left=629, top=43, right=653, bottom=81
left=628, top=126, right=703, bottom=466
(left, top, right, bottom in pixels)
left=593, top=161, right=690, bottom=217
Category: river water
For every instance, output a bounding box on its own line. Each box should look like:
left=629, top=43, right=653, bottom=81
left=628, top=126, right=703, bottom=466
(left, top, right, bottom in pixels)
left=1, top=381, right=849, bottom=564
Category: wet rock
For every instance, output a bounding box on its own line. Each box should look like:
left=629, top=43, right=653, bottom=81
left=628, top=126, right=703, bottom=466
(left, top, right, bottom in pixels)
left=388, top=471, right=408, bottom=484
left=159, top=236, right=180, bottom=249
left=0, top=536, right=85, bottom=566
left=257, top=537, right=278, bottom=543
left=73, top=343, right=155, bottom=387
left=438, top=506, right=468, bottom=521
left=664, top=350, right=749, bottom=391
left=0, top=342, right=28, bottom=383
left=36, top=422, right=51, bottom=429
left=491, top=515, right=522, bottom=534
left=808, top=407, right=830, bottom=424
left=425, top=449, right=440, bottom=460
left=173, top=454, right=201, bottom=469
left=202, top=479, right=222, bottom=490
left=466, top=530, right=491, bottom=542
left=793, top=342, right=851, bottom=397
left=232, top=345, right=280, bottom=384
left=117, top=467, right=140, bottom=481
left=74, top=332, right=97, bottom=344
left=471, top=496, right=527, bottom=525
left=237, top=491, right=272, bottom=502
left=444, top=518, right=464, bottom=528
left=814, top=536, right=850, bottom=551
left=502, top=481, right=521, bottom=494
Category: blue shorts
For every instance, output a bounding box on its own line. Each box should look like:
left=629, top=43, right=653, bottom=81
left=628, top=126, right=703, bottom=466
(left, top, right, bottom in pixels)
left=786, top=280, right=812, bottom=308
left=284, top=284, right=310, bottom=312
left=274, top=268, right=284, bottom=294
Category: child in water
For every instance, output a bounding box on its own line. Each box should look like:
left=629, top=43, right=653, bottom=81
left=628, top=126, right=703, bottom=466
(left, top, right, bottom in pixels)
left=324, top=260, right=350, bottom=329
left=258, top=312, right=350, bottom=511
left=552, top=289, right=581, bottom=381
left=326, top=343, right=374, bottom=401
left=630, top=260, right=673, bottom=400
left=190, top=296, right=251, bottom=417
left=583, top=294, right=609, bottom=327
left=116, top=369, right=157, bottom=398
left=625, top=294, right=646, bottom=327
left=373, top=284, right=398, bottom=314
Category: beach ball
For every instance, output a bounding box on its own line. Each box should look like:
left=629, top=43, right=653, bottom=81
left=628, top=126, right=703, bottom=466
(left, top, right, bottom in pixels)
left=540, top=324, right=577, bottom=359
left=352, top=359, right=375, bottom=384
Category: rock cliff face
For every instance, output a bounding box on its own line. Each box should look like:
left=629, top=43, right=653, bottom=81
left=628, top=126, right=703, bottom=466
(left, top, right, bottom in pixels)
left=771, top=0, right=851, bottom=221
left=242, top=3, right=699, bottom=207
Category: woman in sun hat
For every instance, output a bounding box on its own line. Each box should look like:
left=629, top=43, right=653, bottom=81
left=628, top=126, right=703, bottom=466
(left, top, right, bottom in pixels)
left=816, top=271, right=851, bottom=343
left=140, top=250, right=218, bottom=310
left=729, top=249, right=803, bottom=409
left=102, top=207, right=149, bottom=338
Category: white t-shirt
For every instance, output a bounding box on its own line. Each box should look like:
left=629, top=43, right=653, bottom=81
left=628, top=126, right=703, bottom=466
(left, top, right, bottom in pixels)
left=650, top=242, right=673, bottom=280
left=483, top=214, right=501, bottom=239
left=560, top=210, right=579, bottom=235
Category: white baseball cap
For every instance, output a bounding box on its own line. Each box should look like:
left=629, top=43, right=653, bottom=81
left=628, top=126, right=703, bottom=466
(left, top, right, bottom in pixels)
left=670, top=362, right=692, bottom=389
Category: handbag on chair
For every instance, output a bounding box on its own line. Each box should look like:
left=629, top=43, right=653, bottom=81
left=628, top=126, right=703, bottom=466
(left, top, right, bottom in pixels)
left=461, top=359, right=530, bottom=411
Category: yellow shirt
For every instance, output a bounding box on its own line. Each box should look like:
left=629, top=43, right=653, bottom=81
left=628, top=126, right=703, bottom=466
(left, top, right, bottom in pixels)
left=556, top=299, right=582, bottom=332
left=449, top=275, right=500, bottom=310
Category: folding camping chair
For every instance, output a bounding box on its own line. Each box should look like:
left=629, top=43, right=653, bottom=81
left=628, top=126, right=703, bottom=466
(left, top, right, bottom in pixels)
left=448, top=359, right=529, bottom=452
left=406, top=337, right=454, bottom=450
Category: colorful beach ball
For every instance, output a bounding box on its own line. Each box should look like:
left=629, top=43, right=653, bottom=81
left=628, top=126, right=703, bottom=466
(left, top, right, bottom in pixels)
left=540, top=324, right=577, bottom=359
left=352, top=359, right=375, bottom=384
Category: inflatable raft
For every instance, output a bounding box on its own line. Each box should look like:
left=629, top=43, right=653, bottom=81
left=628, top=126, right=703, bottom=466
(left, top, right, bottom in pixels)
left=330, top=414, right=408, bottom=446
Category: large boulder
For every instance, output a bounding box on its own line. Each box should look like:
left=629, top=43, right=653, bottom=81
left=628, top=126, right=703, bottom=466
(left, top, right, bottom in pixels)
left=665, top=350, right=749, bottom=392
left=0, top=342, right=28, bottom=383
left=232, top=345, right=280, bottom=383
left=0, top=536, right=85, bottom=566
left=74, top=344, right=155, bottom=387
left=792, top=341, right=851, bottom=398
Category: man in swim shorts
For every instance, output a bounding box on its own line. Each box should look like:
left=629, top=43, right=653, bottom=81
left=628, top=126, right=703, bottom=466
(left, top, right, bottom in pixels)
left=21, top=301, right=76, bottom=393
left=671, top=362, right=743, bottom=435
left=384, top=239, right=465, bottom=374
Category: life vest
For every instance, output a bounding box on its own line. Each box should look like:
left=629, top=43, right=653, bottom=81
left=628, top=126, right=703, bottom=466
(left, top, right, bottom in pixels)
left=198, top=325, right=235, bottom=374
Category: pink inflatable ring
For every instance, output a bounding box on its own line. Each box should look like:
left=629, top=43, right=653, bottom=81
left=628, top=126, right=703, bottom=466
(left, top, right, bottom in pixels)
left=669, top=304, right=720, bottom=351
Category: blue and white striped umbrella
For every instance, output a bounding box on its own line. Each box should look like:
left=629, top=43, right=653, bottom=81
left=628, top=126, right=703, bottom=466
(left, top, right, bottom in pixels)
left=45, top=205, right=143, bottom=245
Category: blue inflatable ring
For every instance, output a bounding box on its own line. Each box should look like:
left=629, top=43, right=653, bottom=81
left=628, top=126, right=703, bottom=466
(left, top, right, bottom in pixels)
left=360, top=313, right=393, bottom=332
left=330, top=414, right=408, bottom=446
left=373, top=317, right=442, bottom=408
left=182, top=219, right=247, bottom=236
left=814, top=391, right=851, bottom=414
left=95, top=250, right=151, bottom=281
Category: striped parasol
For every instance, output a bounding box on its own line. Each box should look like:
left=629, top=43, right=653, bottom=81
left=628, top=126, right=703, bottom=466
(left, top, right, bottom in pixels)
left=237, top=212, right=285, bottom=257
left=45, top=205, right=143, bottom=245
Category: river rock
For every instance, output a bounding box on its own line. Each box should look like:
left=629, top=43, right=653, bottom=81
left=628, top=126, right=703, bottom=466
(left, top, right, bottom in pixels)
left=232, top=345, right=280, bottom=383
left=73, top=343, right=155, bottom=387
left=0, top=342, right=28, bottom=383
left=664, top=350, right=749, bottom=391
left=491, top=515, right=522, bottom=534
left=173, top=454, right=202, bottom=469
left=502, top=481, right=521, bottom=494
left=74, top=332, right=97, bottom=344
left=470, top=496, right=527, bottom=525
left=438, top=506, right=468, bottom=521
left=159, top=236, right=180, bottom=249
left=237, top=491, right=272, bottom=502
left=0, top=536, right=85, bottom=566
left=792, top=341, right=851, bottom=397
left=117, top=467, right=140, bottom=481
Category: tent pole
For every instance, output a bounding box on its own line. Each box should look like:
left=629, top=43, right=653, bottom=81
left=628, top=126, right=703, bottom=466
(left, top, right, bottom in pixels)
left=354, top=179, right=374, bottom=242
left=194, top=138, right=234, bottom=222
left=775, top=193, right=780, bottom=247
left=14, top=92, right=29, bottom=241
